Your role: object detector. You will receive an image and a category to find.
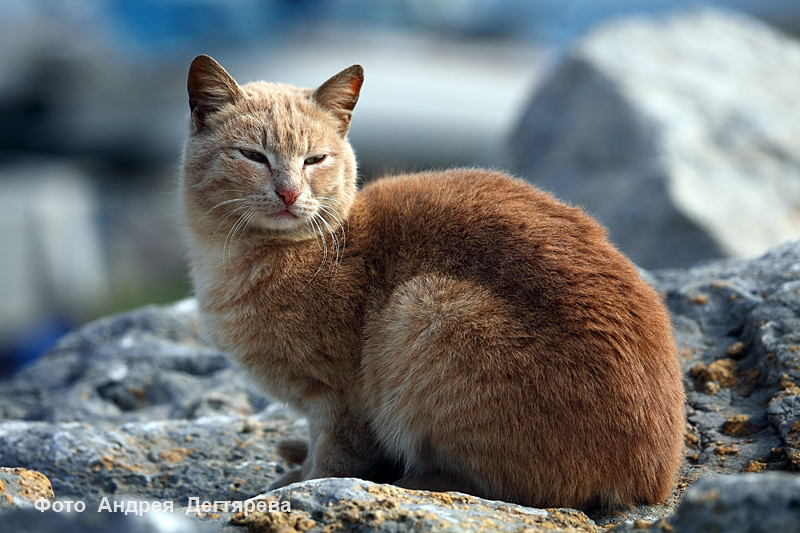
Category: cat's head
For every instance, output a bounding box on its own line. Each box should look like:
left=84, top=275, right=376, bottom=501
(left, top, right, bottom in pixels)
left=182, top=55, right=363, bottom=242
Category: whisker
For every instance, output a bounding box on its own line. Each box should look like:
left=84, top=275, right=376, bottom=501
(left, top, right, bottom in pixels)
left=235, top=210, right=258, bottom=252
left=192, top=198, right=247, bottom=231
left=212, top=204, right=251, bottom=237
left=224, top=208, right=253, bottom=267
left=312, top=214, right=329, bottom=269
left=318, top=196, right=347, bottom=210
left=317, top=204, right=343, bottom=226
left=317, top=205, right=345, bottom=273
left=315, top=212, right=341, bottom=276
left=303, top=214, right=328, bottom=289
left=318, top=197, right=349, bottom=220
left=306, top=218, right=323, bottom=251
left=318, top=197, right=349, bottom=249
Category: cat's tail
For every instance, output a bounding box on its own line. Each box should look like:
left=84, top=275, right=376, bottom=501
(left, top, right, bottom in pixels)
left=276, top=439, right=308, bottom=464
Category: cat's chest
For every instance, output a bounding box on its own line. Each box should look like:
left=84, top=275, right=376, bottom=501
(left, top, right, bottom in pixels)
left=192, top=239, right=368, bottom=366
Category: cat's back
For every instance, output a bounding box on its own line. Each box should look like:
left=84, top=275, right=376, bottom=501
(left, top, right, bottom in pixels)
left=354, top=168, right=644, bottom=318
left=358, top=168, right=611, bottom=262
left=359, top=168, right=585, bottom=239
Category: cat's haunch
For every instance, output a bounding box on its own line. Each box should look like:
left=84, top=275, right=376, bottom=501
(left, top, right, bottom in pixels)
left=180, top=55, right=685, bottom=511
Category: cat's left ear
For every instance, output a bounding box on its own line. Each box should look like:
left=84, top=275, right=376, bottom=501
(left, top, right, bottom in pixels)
left=311, top=65, right=364, bottom=135
left=187, top=55, right=244, bottom=131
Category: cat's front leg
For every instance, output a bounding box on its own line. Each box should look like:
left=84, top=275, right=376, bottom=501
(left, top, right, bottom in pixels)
left=268, top=407, right=383, bottom=489
left=268, top=439, right=311, bottom=489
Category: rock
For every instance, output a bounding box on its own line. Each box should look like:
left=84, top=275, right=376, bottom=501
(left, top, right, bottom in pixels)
left=0, top=299, right=267, bottom=423
left=0, top=412, right=306, bottom=504
left=3, top=241, right=800, bottom=530
left=0, top=467, right=53, bottom=510
left=245, top=478, right=600, bottom=533
left=510, top=9, right=800, bottom=269
left=670, top=472, right=800, bottom=533
left=651, top=240, right=800, bottom=478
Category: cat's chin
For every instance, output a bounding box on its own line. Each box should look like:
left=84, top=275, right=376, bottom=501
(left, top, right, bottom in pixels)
left=253, top=212, right=306, bottom=232
left=246, top=211, right=322, bottom=242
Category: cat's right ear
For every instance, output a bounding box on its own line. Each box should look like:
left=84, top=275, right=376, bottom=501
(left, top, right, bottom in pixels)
left=187, top=55, right=243, bottom=131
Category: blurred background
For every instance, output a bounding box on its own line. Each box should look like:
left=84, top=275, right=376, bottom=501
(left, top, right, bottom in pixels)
left=1, top=0, right=799, bottom=376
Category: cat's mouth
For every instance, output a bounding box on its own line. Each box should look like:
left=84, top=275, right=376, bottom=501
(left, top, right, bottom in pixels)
left=249, top=205, right=309, bottom=232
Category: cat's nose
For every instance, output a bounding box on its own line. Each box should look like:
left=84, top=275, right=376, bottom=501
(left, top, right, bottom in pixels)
left=276, top=188, right=300, bottom=206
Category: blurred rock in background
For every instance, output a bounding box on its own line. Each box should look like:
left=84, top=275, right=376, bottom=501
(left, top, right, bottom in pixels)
left=0, top=0, right=799, bottom=376
left=510, top=9, right=800, bottom=269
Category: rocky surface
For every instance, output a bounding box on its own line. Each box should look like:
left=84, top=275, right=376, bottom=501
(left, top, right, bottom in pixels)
left=510, top=9, right=800, bottom=269
left=2, top=235, right=800, bottom=531
left=0, top=299, right=264, bottom=424
left=244, top=478, right=601, bottom=533
left=0, top=467, right=53, bottom=510
left=654, top=239, right=800, bottom=476
left=670, top=472, right=800, bottom=533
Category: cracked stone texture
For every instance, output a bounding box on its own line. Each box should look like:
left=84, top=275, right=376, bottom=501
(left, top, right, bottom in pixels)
left=0, top=299, right=267, bottom=424
left=653, top=239, right=800, bottom=479
left=0, top=467, right=53, bottom=510
left=1, top=241, right=800, bottom=531
left=243, top=478, right=601, bottom=533
left=669, top=472, right=800, bottom=533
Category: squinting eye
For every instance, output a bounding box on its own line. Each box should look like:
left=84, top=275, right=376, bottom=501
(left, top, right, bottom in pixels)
left=240, top=149, right=268, bottom=163
left=304, top=154, right=326, bottom=165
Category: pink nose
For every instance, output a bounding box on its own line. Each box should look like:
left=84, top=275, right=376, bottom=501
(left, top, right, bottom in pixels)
left=276, top=188, right=300, bottom=206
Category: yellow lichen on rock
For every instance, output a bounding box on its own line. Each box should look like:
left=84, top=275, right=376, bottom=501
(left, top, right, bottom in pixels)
left=157, top=447, right=196, bottom=463
left=721, top=415, right=757, bottom=437
left=247, top=479, right=603, bottom=533
left=245, top=508, right=316, bottom=532
left=0, top=467, right=54, bottom=509
left=690, top=358, right=738, bottom=393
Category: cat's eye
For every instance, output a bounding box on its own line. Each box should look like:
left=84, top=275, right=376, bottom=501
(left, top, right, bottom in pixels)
left=304, top=155, right=327, bottom=165
left=240, top=149, right=268, bottom=164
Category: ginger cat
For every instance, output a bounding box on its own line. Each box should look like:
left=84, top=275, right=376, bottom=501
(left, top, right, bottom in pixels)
left=181, top=55, right=685, bottom=511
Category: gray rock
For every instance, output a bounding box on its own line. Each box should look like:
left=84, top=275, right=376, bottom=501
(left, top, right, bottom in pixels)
left=0, top=411, right=306, bottom=504
left=245, top=477, right=599, bottom=533
left=651, top=240, right=800, bottom=476
left=0, top=467, right=53, bottom=510
left=0, top=299, right=267, bottom=423
left=670, top=472, right=800, bottom=533
left=510, top=9, right=800, bottom=269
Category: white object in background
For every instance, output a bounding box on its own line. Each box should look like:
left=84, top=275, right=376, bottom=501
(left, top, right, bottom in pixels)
left=0, top=161, right=108, bottom=342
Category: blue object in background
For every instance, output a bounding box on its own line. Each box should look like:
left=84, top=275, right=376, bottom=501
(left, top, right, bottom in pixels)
left=107, top=0, right=319, bottom=57
left=1, top=315, right=74, bottom=378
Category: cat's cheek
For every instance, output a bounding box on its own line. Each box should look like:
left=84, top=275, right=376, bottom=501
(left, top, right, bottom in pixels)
left=309, top=165, right=342, bottom=197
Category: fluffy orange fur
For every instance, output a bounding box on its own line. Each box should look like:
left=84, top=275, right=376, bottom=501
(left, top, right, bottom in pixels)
left=181, top=55, right=685, bottom=511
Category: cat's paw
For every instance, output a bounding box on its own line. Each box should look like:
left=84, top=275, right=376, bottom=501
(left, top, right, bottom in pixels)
left=268, top=469, right=303, bottom=490
left=276, top=439, right=308, bottom=464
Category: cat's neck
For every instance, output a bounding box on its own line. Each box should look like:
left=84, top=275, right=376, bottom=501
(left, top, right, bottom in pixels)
left=188, top=215, right=349, bottom=296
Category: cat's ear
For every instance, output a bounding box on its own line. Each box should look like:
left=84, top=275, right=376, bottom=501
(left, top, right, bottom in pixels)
left=311, top=65, right=364, bottom=135
left=187, top=55, right=243, bottom=131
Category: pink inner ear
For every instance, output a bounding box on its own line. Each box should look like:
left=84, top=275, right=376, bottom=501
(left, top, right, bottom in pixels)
left=347, top=77, right=363, bottom=96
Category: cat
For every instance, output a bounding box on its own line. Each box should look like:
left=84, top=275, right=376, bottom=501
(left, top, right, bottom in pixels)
left=180, top=54, right=685, bottom=511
